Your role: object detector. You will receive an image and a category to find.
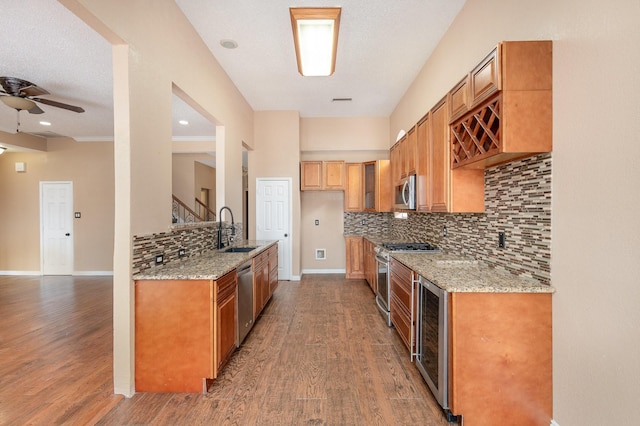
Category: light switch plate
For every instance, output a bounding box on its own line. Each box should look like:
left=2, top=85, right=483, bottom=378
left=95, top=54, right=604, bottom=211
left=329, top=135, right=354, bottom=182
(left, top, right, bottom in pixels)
left=15, top=162, right=26, bottom=172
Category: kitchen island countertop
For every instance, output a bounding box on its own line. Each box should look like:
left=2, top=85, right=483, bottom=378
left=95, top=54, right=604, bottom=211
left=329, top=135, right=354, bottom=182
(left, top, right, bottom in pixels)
left=133, top=240, right=277, bottom=281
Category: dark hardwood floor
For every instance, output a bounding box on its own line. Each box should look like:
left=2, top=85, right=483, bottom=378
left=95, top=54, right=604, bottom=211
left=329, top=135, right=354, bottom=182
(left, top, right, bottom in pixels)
left=1, top=274, right=455, bottom=425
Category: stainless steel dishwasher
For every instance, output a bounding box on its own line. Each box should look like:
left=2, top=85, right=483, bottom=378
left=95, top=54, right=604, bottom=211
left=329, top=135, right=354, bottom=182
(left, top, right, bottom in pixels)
left=236, top=260, right=254, bottom=345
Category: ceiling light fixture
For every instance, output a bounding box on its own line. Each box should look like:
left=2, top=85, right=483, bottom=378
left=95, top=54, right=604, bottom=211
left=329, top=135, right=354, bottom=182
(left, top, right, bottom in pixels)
left=0, top=146, right=6, bottom=155
left=178, top=120, right=189, bottom=126
left=1, top=96, right=36, bottom=111
left=290, top=7, right=341, bottom=77
left=39, top=121, right=51, bottom=126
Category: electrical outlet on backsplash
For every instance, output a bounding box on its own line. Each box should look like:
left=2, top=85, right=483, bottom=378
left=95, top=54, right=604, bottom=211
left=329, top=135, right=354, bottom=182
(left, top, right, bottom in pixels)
left=345, top=153, right=551, bottom=285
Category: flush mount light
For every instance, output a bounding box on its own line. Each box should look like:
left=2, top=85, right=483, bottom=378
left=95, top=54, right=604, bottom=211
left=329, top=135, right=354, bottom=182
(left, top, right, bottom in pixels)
left=0, top=146, right=6, bottom=155
left=220, top=39, right=238, bottom=49
left=39, top=121, right=51, bottom=126
left=178, top=120, right=189, bottom=126
left=290, top=7, right=341, bottom=77
left=1, top=96, right=36, bottom=111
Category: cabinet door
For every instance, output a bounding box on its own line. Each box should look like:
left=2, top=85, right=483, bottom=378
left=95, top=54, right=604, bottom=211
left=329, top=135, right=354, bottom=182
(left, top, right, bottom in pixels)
left=470, top=46, right=500, bottom=108
left=416, top=113, right=430, bottom=212
left=449, top=76, right=469, bottom=122
left=216, top=290, right=236, bottom=371
left=430, top=97, right=451, bottom=213
left=398, top=135, right=408, bottom=179
left=406, top=126, right=417, bottom=176
left=268, top=245, right=278, bottom=294
left=345, top=236, right=365, bottom=279
left=389, top=258, right=415, bottom=353
left=390, top=142, right=401, bottom=186
left=344, top=163, right=363, bottom=211
left=300, top=161, right=322, bottom=190
left=215, top=271, right=237, bottom=372
left=323, top=160, right=345, bottom=190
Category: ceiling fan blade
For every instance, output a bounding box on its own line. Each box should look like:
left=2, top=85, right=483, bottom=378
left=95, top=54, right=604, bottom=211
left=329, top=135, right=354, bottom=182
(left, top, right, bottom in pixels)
left=21, top=85, right=49, bottom=97
left=28, top=104, right=45, bottom=114
left=31, top=97, right=85, bottom=113
left=0, top=76, right=43, bottom=96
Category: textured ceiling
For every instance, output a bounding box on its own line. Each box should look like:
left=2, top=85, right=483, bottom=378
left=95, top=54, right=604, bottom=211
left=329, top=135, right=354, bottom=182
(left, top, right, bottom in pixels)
left=0, top=0, right=465, bottom=146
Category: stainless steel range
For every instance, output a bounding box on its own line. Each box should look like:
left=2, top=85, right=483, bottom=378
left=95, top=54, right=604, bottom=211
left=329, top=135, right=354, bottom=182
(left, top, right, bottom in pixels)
left=374, top=242, right=440, bottom=326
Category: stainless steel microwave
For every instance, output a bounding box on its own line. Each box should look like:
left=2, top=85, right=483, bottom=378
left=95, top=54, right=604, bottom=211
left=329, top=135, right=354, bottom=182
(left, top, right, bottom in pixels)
left=394, top=174, right=416, bottom=210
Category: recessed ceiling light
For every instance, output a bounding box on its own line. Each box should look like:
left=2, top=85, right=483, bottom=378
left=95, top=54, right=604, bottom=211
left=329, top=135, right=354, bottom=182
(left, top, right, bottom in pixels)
left=220, top=39, right=238, bottom=49
left=178, top=120, right=189, bottom=126
left=39, top=121, right=51, bottom=126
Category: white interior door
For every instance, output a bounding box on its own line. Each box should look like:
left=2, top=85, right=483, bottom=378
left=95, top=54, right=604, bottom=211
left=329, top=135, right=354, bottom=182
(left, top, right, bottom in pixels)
left=40, top=181, right=74, bottom=275
left=256, top=178, right=291, bottom=280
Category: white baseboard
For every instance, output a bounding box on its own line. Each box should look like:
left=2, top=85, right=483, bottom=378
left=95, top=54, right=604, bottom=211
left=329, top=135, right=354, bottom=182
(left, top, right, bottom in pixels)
left=551, top=420, right=560, bottom=426
left=73, top=271, right=114, bottom=276
left=289, top=275, right=301, bottom=281
left=0, top=270, right=41, bottom=276
left=301, top=269, right=346, bottom=275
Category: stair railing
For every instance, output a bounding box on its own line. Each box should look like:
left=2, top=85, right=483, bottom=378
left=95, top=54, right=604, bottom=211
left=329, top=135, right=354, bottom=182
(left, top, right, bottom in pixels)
left=195, top=198, right=216, bottom=222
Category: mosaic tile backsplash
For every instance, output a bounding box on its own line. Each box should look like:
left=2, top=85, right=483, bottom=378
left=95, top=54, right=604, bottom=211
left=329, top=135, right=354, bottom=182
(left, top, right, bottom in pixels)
left=133, top=221, right=242, bottom=275
left=345, top=153, right=552, bottom=285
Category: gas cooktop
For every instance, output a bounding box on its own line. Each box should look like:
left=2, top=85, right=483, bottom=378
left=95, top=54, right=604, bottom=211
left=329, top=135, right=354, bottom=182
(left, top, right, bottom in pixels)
left=381, top=242, right=440, bottom=252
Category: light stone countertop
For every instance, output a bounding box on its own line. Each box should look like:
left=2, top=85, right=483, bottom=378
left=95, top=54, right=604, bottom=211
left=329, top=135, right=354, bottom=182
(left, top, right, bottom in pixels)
left=348, top=234, right=554, bottom=293
left=133, top=240, right=277, bottom=281
left=390, top=252, right=554, bottom=293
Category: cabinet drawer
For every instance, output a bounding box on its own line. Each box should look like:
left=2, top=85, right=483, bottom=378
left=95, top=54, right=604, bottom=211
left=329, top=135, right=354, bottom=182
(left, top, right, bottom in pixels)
left=390, top=272, right=412, bottom=313
left=390, top=294, right=411, bottom=351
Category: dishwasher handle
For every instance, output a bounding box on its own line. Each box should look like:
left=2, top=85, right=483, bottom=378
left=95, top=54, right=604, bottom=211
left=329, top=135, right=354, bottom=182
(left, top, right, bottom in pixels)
left=237, top=261, right=252, bottom=275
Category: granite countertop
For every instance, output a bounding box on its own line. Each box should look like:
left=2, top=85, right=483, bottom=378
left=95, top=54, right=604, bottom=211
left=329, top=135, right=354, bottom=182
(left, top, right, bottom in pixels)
left=351, top=234, right=554, bottom=293
left=133, top=240, right=277, bottom=281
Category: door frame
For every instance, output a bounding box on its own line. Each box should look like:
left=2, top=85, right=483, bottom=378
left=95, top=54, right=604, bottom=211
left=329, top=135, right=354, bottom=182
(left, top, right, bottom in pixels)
left=40, top=181, right=74, bottom=275
left=256, top=177, right=292, bottom=280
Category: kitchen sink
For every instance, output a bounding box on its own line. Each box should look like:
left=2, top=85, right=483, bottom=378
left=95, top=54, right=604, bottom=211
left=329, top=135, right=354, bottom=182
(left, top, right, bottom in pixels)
left=224, top=247, right=257, bottom=253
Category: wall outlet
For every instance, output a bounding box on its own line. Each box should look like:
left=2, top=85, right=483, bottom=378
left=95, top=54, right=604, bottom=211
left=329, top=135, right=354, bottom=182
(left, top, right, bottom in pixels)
left=315, top=219, right=319, bottom=226
left=178, top=248, right=186, bottom=257
left=361, top=219, right=366, bottom=225
left=443, top=225, right=447, bottom=237
left=155, top=254, right=164, bottom=265
left=315, top=248, right=326, bottom=260
left=498, top=232, right=506, bottom=248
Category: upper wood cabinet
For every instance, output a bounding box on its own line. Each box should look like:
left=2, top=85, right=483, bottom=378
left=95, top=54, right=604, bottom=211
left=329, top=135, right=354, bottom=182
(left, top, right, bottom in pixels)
left=344, top=162, right=364, bottom=212
left=300, top=160, right=345, bottom=190
left=416, top=97, right=484, bottom=213
left=406, top=126, right=417, bottom=177
left=450, top=41, right=552, bottom=169
left=363, top=160, right=392, bottom=212
left=448, top=76, right=470, bottom=123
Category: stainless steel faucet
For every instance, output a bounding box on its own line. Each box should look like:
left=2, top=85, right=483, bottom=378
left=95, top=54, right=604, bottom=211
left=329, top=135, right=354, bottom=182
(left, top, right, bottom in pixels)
left=217, top=206, right=236, bottom=249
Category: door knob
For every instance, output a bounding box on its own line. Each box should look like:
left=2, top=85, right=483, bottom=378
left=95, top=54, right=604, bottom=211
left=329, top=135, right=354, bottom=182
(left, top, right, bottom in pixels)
left=284, top=233, right=288, bottom=237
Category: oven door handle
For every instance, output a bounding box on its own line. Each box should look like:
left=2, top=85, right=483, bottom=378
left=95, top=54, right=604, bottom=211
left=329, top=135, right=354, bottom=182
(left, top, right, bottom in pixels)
left=375, top=255, right=388, bottom=264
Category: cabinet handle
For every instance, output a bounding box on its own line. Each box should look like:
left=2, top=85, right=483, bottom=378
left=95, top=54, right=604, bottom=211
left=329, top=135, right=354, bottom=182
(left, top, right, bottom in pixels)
left=284, top=233, right=288, bottom=237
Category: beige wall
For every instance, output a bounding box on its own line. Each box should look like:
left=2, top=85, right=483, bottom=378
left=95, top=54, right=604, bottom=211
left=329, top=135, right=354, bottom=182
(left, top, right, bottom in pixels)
left=63, top=0, right=254, bottom=395
left=300, top=117, right=389, bottom=151
left=0, top=136, right=114, bottom=273
left=250, top=111, right=301, bottom=277
left=171, top=154, right=216, bottom=211
left=391, top=0, right=640, bottom=424
left=298, top=117, right=389, bottom=273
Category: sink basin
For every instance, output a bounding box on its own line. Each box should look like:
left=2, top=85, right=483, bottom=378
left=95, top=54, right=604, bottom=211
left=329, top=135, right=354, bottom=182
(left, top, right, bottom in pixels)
left=224, top=247, right=257, bottom=253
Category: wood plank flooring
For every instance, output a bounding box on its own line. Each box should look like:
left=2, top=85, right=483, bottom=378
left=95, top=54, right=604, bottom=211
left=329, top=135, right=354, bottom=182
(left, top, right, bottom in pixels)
left=0, top=274, right=456, bottom=425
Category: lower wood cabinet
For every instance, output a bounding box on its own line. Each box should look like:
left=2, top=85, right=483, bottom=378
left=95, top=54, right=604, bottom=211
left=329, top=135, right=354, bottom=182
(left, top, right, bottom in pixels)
left=268, top=244, right=279, bottom=294
left=345, top=236, right=365, bottom=279
left=449, top=292, right=552, bottom=425
left=363, top=238, right=377, bottom=293
left=135, top=270, right=238, bottom=393
left=253, top=252, right=270, bottom=318
left=389, top=258, right=415, bottom=352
